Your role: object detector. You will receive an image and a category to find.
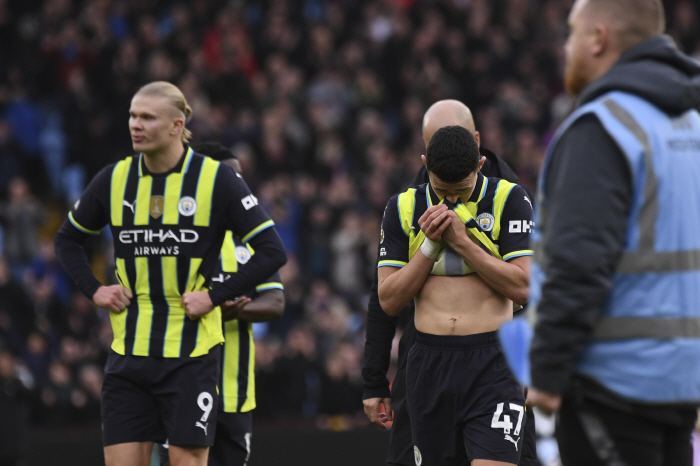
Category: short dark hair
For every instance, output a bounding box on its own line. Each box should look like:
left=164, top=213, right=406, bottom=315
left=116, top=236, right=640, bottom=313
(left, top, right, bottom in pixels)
left=425, top=126, right=480, bottom=182
left=191, top=141, right=236, bottom=161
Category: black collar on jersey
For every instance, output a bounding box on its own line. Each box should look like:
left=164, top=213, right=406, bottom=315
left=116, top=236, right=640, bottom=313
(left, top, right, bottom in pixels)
left=427, top=171, right=485, bottom=208
left=138, top=145, right=194, bottom=177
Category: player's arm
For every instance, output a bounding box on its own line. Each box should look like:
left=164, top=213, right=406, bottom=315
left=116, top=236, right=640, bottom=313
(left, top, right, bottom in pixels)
left=207, top=167, right=287, bottom=307
left=443, top=185, right=533, bottom=304
left=363, top=265, right=399, bottom=428
left=378, top=203, right=451, bottom=316
left=54, top=165, right=133, bottom=312
left=221, top=273, right=285, bottom=322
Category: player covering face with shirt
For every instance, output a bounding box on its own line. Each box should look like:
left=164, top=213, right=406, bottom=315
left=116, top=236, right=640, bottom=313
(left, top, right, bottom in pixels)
left=377, top=126, right=533, bottom=465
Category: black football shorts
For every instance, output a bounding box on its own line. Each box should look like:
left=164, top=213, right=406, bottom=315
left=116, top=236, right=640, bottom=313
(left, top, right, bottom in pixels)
left=407, top=331, right=526, bottom=465
left=102, top=345, right=221, bottom=447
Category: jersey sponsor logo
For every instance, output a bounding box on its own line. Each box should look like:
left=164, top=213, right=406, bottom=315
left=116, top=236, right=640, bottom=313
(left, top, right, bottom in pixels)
left=178, top=196, right=197, bottom=216
left=241, top=194, right=258, bottom=210
left=123, top=199, right=136, bottom=214
left=380, top=247, right=386, bottom=256
left=476, top=213, right=495, bottom=231
left=509, top=220, right=534, bottom=234
left=118, top=229, right=199, bottom=244
left=134, top=246, right=179, bottom=256
left=150, top=196, right=164, bottom=219
left=414, top=446, right=422, bottom=466
left=235, top=246, right=252, bottom=264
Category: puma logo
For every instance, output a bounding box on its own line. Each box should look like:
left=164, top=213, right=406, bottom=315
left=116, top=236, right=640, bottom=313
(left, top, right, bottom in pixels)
left=524, top=195, right=533, bottom=210
left=123, top=199, right=136, bottom=214
left=504, top=434, right=519, bottom=451
left=196, top=421, right=208, bottom=435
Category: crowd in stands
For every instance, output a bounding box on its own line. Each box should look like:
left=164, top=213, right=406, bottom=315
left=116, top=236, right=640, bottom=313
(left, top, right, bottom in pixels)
left=0, top=0, right=697, bottom=447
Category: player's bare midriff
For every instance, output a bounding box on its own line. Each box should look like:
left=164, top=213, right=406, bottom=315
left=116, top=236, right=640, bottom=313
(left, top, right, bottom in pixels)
left=414, top=273, right=511, bottom=335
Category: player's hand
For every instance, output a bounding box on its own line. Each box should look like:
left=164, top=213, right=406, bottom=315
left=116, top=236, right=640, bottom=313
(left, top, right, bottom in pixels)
left=363, top=397, right=393, bottom=429
left=182, top=291, right=215, bottom=320
left=441, top=210, right=468, bottom=246
left=221, top=296, right=252, bottom=321
left=92, top=285, right=132, bottom=313
left=418, top=204, right=451, bottom=241
left=526, top=387, right=561, bottom=415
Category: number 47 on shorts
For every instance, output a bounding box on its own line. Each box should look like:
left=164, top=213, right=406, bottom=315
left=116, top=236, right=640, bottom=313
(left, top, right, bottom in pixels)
left=490, top=402, right=524, bottom=436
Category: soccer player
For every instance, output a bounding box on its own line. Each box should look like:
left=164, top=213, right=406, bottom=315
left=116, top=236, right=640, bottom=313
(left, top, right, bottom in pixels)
left=158, top=142, right=285, bottom=466
left=54, top=82, right=287, bottom=466
left=378, top=126, right=533, bottom=466
left=363, top=100, right=537, bottom=466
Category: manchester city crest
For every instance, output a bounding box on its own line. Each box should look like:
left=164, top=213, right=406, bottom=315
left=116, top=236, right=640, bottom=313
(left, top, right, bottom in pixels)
left=476, top=212, right=495, bottom=232
left=178, top=196, right=197, bottom=216
left=235, top=246, right=252, bottom=264
left=414, top=446, right=422, bottom=466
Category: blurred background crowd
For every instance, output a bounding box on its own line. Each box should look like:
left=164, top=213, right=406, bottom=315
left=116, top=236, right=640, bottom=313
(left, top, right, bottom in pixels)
left=0, top=0, right=697, bottom=462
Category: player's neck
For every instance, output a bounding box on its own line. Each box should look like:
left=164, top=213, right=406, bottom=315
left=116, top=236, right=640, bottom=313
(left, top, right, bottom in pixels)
left=142, top=142, right=185, bottom=174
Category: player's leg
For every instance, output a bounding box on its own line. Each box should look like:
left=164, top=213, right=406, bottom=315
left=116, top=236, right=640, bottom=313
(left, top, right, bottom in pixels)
left=209, top=411, right=253, bottom=466
left=102, top=351, right=167, bottom=466
left=386, top=361, right=413, bottom=466
left=406, top=333, right=467, bottom=466
left=461, top=333, right=524, bottom=466
left=104, top=442, right=153, bottom=466
left=167, top=445, right=209, bottom=466
left=160, top=347, right=221, bottom=466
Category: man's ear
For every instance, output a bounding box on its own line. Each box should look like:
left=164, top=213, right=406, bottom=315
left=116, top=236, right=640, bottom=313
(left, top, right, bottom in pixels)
left=591, top=22, right=609, bottom=56
left=421, top=154, right=427, bottom=167
left=474, top=131, right=481, bottom=148
left=171, top=117, right=185, bottom=136
left=478, top=156, right=486, bottom=171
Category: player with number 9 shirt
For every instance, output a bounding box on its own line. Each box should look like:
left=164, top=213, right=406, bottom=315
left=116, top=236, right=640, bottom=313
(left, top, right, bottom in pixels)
left=54, top=81, right=287, bottom=466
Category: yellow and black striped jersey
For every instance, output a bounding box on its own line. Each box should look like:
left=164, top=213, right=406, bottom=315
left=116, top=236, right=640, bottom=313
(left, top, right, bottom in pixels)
left=66, top=147, right=275, bottom=358
left=378, top=172, right=534, bottom=273
left=216, top=231, right=283, bottom=413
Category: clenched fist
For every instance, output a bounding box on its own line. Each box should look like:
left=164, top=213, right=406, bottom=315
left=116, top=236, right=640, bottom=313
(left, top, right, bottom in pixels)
left=182, top=291, right=215, bottom=320
left=93, top=285, right=133, bottom=312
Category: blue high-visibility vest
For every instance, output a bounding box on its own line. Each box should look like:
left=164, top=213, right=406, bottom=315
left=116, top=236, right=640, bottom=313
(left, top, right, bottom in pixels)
left=530, top=91, right=700, bottom=403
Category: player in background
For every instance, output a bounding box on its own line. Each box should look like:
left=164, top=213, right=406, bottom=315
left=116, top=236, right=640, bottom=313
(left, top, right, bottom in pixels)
left=158, top=142, right=285, bottom=466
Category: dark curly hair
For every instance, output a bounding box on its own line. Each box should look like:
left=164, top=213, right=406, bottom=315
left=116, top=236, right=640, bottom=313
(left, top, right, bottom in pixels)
left=425, top=126, right=480, bottom=182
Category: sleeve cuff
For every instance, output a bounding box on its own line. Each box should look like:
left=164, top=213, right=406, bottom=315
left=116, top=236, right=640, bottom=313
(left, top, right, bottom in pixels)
left=363, top=384, right=392, bottom=400
left=255, top=282, right=284, bottom=292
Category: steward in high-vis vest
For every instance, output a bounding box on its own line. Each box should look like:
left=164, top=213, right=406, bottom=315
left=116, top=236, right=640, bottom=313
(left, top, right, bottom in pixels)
left=527, top=1, right=700, bottom=463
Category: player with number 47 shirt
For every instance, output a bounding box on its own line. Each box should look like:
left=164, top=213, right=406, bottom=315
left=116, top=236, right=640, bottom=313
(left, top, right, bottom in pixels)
left=377, top=126, right=533, bottom=466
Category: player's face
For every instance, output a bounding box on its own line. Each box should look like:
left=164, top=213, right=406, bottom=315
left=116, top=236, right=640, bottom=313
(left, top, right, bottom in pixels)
left=429, top=170, right=479, bottom=205
left=129, top=94, right=182, bottom=154
left=564, top=0, right=595, bottom=96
